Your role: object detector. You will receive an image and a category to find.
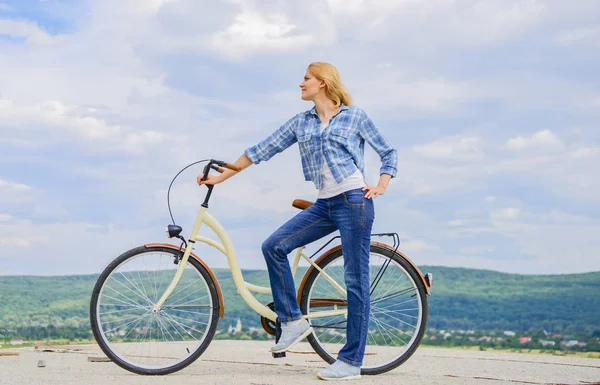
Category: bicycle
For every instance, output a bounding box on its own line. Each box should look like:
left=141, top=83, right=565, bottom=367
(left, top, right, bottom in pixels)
left=89, top=158, right=433, bottom=376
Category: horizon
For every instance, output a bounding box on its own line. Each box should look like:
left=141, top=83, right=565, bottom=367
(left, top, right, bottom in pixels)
left=1, top=264, right=599, bottom=278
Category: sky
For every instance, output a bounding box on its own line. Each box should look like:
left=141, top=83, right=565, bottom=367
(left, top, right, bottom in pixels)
left=0, top=0, right=599, bottom=276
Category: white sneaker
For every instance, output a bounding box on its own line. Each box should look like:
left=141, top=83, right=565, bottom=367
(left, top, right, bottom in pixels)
left=317, top=360, right=361, bottom=381
left=270, top=320, right=313, bottom=353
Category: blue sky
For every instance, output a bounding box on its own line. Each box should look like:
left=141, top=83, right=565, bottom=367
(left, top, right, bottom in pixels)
left=0, top=0, right=599, bottom=275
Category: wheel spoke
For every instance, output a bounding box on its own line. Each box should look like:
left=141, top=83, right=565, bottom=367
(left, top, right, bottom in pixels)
left=103, top=312, right=150, bottom=336
left=100, top=291, right=148, bottom=310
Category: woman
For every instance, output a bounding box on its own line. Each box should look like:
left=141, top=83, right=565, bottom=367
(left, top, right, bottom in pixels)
left=197, top=62, right=397, bottom=380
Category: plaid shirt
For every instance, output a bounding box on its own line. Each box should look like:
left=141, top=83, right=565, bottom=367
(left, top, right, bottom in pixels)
left=244, top=104, right=398, bottom=190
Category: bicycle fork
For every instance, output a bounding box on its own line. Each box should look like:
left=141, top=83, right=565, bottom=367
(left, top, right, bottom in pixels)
left=151, top=207, right=207, bottom=313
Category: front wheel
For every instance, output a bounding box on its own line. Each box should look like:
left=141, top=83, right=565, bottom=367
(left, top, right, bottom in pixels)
left=90, top=245, right=220, bottom=375
left=299, top=244, right=428, bottom=375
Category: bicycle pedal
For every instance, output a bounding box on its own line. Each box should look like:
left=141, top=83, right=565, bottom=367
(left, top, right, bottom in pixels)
left=272, top=351, right=286, bottom=358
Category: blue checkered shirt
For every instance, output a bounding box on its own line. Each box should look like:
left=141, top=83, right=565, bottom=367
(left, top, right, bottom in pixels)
left=244, top=104, right=398, bottom=190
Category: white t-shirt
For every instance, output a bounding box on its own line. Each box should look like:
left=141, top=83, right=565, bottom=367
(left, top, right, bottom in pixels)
left=317, top=123, right=366, bottom=199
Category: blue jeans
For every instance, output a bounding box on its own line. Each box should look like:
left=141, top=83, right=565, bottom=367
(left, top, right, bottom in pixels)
left=261, top=188, right=375, bottom=367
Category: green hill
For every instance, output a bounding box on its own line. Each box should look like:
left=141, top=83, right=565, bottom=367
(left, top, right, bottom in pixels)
left=0, top=266, right=599, bottom=342
left=418, top=266, right=600, bottom=333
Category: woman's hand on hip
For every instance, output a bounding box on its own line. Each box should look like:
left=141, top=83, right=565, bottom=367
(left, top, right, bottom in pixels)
left=362, top=183, right=385, bottom=199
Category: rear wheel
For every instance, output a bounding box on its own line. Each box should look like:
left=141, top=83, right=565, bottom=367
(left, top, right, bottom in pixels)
left=299, top=244, right=428, bottom=375
left=90, top=246, right=220, bottom=375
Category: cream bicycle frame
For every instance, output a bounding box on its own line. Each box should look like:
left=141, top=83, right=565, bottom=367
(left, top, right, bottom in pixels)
left=152, top=205, right=348, bottom=322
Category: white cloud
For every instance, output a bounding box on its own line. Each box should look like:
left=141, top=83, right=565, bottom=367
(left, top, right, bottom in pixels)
left=413, top=136, right=482, bottom=159
left=587, top=96, right=600, bottom=108
left=490, top=208, right=521, bottom=220
left=0, top=213, right=11, bottom=221
left=555, top=25, right=600, bottom=45
left=538, top=210, right=596, bottom=225
left=453, top=0, right=546, bottom=46
left=326, top=0, right=545, bottom=46
left=209, top=7, right=319, bottom=59
left=0, top=235, right=50, bottom=247
left=571, top=146, right=600, bottom=158
left=411, top=182, right=433, bottom=195
left=460, top=245, right=496, bottom=254
left=400, top=240, right=439, bottom=252
left=490, top=213, right=600, bottom=273
left=0, top=99, right=172, bottom=154
left=0, top=220, right=154, bottom=275
left=0, top=18, right=59, bottom=45
left=506, top=129, right=562, bottom=150
left=0, top=177, right=35, bottom=205
left=354, top=71, right=473, bottom=115
left=0, top=177, right=30, bottom=191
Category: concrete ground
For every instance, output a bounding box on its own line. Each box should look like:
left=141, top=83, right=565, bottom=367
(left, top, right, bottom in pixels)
left=0, top=341, right=598, bottom=385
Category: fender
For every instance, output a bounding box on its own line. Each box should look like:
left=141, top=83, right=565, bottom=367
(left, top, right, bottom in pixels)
left=145, top=243, right=225, bottom=318
left=297, top=242, right=430, bottom=304
left=371, top=241, right=431, bottom=295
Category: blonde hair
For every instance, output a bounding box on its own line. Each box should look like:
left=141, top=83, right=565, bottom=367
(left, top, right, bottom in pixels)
left=307, top=62, right=353, bottom=107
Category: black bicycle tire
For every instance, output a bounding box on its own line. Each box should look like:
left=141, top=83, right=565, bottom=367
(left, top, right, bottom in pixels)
left=299, top=244, right=428, bottom=375
left=89, top=245, right=220, bottom=375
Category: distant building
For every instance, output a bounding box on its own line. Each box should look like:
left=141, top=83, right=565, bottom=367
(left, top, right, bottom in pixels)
left=503, top=331, right=516, bottom=337
left=560, top=340, right=579, bottom=347
left=539, top=339, right=556, bottom=346
left=227, top=318, right=243, bottom=334
left=519, top=337, right=532, bottom=344
left=248, top=327, right=265, bottom=335
left=326, top=329, right=345, bottom=337
left=10, top=339, right=23, bottom=345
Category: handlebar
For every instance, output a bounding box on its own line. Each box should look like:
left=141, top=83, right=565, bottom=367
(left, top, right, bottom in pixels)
left=201, top=159, right=241, bottom=182
left=216, top=160, right=242, bottom=172
left=210, top=161, right=241, bottom=174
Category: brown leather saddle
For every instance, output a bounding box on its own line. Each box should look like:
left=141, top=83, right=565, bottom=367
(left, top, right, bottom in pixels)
left=291, top=199, right=313, bottom=210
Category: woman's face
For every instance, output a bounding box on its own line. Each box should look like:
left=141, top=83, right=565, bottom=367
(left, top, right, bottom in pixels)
left=299, top=71, right=324, bottom=101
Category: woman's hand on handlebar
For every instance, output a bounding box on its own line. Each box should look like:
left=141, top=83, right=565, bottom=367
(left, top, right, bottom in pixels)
left=197, top=173, right=223, bottom=186
left=197, top=154, right=252, bottom=186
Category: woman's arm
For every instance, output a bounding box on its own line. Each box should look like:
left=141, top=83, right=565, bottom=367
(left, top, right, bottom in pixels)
left=359, top=110, right=398, bottom=199
left=197, top=113, right=301, bottom=186
left=197, top=153, right=253, bottom=186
